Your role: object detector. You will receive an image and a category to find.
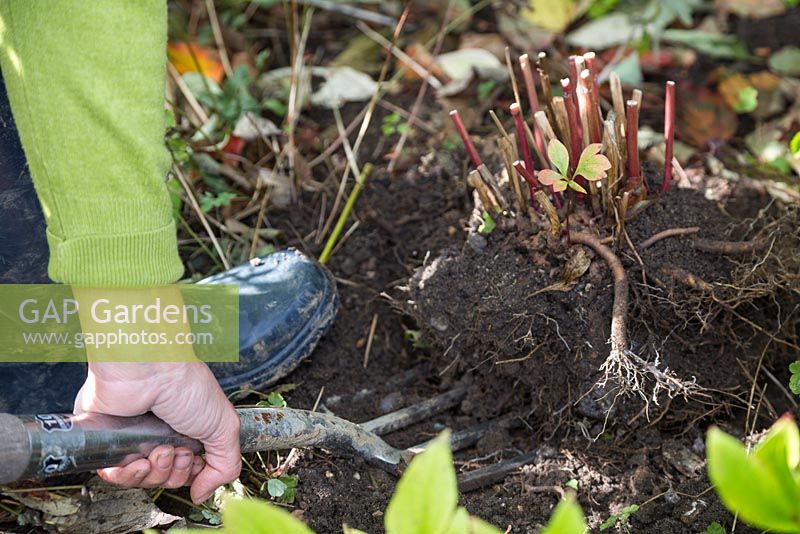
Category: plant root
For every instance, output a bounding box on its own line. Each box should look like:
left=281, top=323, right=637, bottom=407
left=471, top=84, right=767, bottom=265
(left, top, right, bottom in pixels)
left=692, top=238, right=766, bottom=255
left=639, top=226, right=700, bottom=250
left=571, top=232, right=628, bottom=353
left=572, top=232, right=704, bottom=413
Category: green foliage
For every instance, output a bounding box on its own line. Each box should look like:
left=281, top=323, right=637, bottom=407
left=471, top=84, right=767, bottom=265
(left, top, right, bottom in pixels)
left=171, top=432, right=588, bottom=533
left=478, top=211, right=497, bottom=235
left=199, top=191, right=237, bottom=213
left=707, top=416, right=800, bottom=532
left=263, top=475, right=298, bottom=504
left=166, top=178, right=183, bottom=222
left=587, top=0, right=620, bottom=19
left=381, top=112, right=409, bottom=136
left=701, top=522, right=726, bottom=534
left=477, top=80, right=498, bottom=102
left=789, top=361, right=800, bottom=395
left=790, top=132, right=800, bottom=155
left=732, top=86, right=758, bottom=114
left=541, top=495, right=587, bottom=534
left=564, top=478, right=580, bottom=491
left=599, top=504, right=639, bottom=530
left=538, top=140, right=611, bottom=194
left=256, top=391, right=288, bottom=408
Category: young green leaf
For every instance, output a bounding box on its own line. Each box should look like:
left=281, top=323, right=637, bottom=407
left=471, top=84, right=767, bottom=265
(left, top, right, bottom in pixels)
left=547, top=139, right=570, bottom=176
left=538, top=169, right=568, bottom=192
left=443, top=508, right=503, bottom=534
left=701, top=522, right=726, bottom=534
left=567, top=180, right=587, bottom=194
left=385, top=431, right=458, bottom=534
left=541, top=495, right=587, bottom=534
left=573, top=143, right=611, bottom=182
left=790, top=361, right=800, bottom=395
left=223, top=499, right=314, bottom=534
left=707, top=425, right=800, bottom=532
left=478, top=211, right=496, bottom=235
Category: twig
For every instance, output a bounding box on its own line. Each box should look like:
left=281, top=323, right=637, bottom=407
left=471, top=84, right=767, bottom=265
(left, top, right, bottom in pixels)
left=173, top=164, right=231, bottom=269
left=640, top=226, right=700, bottom=250
left=625, top=99, right=641, bottom=189
left=363, top=313, right=379, bottom=368
left=205, top=0, right=234, bottom=78
left=662, top=81, right=676, bottom=194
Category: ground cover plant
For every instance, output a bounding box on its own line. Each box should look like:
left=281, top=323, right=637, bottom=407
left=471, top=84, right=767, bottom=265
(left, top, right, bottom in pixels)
left=2, top=0, right=800, bottom=532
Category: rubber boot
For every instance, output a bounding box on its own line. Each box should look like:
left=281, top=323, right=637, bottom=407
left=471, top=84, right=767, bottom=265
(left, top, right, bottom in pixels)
left=0, top=70, right=337, bottom=413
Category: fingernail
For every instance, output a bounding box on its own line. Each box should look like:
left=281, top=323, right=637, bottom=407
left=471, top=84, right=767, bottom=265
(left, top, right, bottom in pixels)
left=174, top=453, right=192, bottom=470
left=195, top=492, right=212, bottom=504
left=156, top=451, right=174, bottom=469
left=135, top=468, right=149, bottom=479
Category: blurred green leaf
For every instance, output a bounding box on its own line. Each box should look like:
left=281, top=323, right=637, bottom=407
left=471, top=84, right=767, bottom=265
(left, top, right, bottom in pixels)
left=661, top=29, right=750, bottom=59
left=770, top=47, right=800, bottom=76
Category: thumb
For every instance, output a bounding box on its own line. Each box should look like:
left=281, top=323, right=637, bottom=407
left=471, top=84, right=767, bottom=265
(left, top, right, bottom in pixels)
left=189, top=415, right=241, bottom=504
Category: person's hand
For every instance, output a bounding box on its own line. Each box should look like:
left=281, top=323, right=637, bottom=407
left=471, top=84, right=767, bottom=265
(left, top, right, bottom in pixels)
left=74, top=361, right=241, bottom=503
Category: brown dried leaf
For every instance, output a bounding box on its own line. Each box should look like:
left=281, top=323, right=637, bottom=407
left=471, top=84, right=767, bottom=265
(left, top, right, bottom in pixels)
left=677, top=85, right=738, bottom=148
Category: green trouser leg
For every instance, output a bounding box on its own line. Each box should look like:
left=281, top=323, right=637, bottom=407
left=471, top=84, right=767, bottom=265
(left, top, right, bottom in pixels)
left=0, top=0, right=183, bottom=288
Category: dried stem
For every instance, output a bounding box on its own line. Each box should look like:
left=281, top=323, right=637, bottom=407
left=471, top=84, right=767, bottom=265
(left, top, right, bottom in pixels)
left=535, top=190, right=561, bottom=237
left=609, top=72, right=626, bottom=135
left=499, top=136, right=528, bottom=216
left=625, top=99, right=641, bottom=189
left=534, top=111, right=557, bottom=148
left=519, top=54, right=547, bottom=162
left=561, top=78, right=583, bottom=168
left=511, top=103, right=535, bottom=182
left=449, top=109, right=482, bottom=168
left=579, top=70, right=602, bottom=143
left=662, top=80, right=676, bottom=194
left=583, top=52, right=601, bottom=113
left=467, top=169, right=502, bottom=214
left=551, top=97, right=570, bottom=153
left=513, top=160, right=539, bottom=205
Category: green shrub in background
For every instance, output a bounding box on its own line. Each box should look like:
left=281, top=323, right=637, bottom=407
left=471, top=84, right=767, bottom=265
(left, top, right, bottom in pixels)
left=169, top=431, right=587, bottom=533
left=707, top=415, right=800, bottom=533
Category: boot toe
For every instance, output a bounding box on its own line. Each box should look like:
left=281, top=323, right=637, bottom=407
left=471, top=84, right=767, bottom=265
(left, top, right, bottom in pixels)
left=200, top=249, right=337, bottom=393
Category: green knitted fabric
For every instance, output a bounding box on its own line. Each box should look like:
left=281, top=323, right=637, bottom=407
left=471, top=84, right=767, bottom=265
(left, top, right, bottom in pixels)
left=0, top=0, right=183, bottom=287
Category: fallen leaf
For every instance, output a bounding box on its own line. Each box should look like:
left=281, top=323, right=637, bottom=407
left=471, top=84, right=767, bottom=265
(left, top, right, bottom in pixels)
left=530, top=248, right=591, bottom=295
left=605, top=51, right=643, bottom=87
left=459, top=32, right=507, bottom=60
left=718, top=73, right=757, bottom=113
left=258, top=168, right=292, bottom=207
left=677, top=85, right=738, bottom=148
left=566, top=12, right=638, bottom=50
left=167, top=42, right=224, bottom=83
left=768, top=46, right=800, bottom=77
left=331, top=32, right=384, bottom=74
left=520, top=0, right=580, bottom=32
left=435, top=48, right=506, bottom=82
left=748, top=71, right=785, bottom=119
left=232, top=111, right=282, bottom=140
left=401, top=43, right=449, bottom=83
left=309, top=67, right=378, bottom=109
left=495, top=11, right=555, bottom=51
left=715, top=0, right=787, bottom=19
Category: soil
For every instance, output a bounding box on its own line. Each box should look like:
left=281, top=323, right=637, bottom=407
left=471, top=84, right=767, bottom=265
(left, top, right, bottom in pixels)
left=213, top=108, right=799, bottom=533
